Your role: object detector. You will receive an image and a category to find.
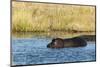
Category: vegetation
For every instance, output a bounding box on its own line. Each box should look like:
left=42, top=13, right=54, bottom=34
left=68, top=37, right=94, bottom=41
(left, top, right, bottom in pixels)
left=12, top=1, right=95, bottom=32
left=12, top=31, right=95, bottom=38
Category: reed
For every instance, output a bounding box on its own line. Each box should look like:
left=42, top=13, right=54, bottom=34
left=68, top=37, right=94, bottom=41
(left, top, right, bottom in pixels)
left=12, top=2, right=95, bottom=32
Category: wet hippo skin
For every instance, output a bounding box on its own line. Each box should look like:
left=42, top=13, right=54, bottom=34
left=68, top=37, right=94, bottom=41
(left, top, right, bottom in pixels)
left=80, top=35, right=96, bottom=41
left=47, top=37, right=87, bottom=48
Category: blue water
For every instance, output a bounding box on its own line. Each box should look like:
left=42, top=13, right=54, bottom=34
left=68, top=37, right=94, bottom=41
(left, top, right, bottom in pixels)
left=12, top=37, right=96, bottom=66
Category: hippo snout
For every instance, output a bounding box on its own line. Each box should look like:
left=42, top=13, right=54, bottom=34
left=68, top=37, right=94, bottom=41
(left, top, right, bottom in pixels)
left=47, top=43, right=51, bottom=48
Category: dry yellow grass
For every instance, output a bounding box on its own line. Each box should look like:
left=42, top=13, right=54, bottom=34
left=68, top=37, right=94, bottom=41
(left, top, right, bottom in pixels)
left=12, top=1, right=96, bottom=32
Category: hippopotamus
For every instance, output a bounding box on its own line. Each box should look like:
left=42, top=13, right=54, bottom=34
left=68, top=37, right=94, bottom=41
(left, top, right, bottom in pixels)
left=47, top=37, right=87, bottom=48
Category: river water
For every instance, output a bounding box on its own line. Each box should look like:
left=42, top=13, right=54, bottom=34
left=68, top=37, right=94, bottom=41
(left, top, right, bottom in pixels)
left=12, top=32, right=96, bottom=66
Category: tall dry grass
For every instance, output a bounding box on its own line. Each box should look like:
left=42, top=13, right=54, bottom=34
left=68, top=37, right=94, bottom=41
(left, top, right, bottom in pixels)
left=12, top=1, right=95, bottom=32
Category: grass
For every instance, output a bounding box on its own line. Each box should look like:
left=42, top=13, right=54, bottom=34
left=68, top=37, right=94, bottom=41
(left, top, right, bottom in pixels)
left=12, top=1, right=96, bottom=32
left=12, top=31, right=95, bottom=38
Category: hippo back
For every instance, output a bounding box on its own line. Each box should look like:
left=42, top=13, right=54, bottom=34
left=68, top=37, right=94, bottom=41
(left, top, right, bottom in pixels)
left=63, top=37, right=87, bottom=47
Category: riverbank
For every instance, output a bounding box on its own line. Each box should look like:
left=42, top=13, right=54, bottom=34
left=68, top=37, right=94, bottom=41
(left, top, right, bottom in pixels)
left=12, top=31, right=95, bottom=39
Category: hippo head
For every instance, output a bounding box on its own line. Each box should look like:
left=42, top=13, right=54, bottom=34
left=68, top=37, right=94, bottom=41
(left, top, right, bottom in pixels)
left=47, top=38, right=64, bottom=48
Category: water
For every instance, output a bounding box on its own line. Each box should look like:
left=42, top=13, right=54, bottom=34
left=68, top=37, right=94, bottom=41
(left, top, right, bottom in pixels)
left=12, top=34, right=96, bottom=66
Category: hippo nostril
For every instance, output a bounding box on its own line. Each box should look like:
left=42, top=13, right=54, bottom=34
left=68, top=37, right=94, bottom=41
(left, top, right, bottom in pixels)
left=47, top=44, right=50, bottom=48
